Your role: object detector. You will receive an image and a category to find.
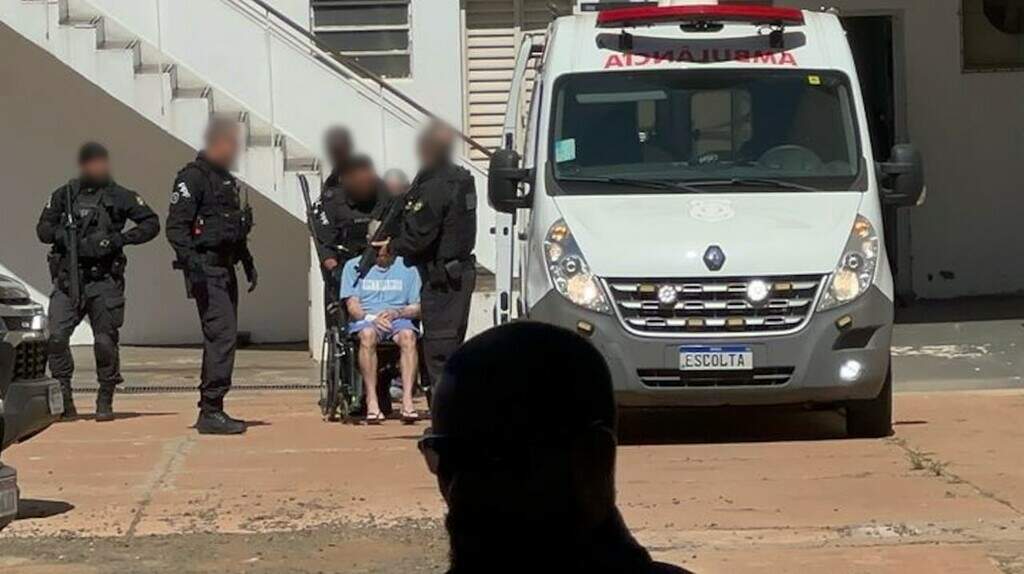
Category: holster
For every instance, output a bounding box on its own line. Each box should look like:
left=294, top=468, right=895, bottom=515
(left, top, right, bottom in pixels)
left=425, top=262, right=448, bottom=289
left=173, top=257, right=205, bottom=299
left=444, top=259, right=464, bottom=291
left=425, top=259, right=471, bottom=290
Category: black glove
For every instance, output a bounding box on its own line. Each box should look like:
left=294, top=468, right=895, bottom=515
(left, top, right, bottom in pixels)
left=242, top=257, right=258, bottom=293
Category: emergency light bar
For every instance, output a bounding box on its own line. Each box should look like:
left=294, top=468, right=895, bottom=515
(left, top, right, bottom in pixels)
left=596, top=4, right=805, bottom=28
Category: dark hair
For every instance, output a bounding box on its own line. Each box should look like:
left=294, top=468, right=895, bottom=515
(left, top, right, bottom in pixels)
left=342, top=154, right=375, bottom=174
left=77, top=142, right=109, bottom=164
left=203, top=117, right=239, bottom=146
left=324, top=126, right=353, bottom=151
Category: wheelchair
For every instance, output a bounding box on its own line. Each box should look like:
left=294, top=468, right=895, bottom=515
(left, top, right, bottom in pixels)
left=318, top=299, right=425, bottom=423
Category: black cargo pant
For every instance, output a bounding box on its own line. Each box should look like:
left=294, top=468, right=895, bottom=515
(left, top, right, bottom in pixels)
left=419, top=262, right=476, bottom=391
left=191, top=265, right=239, bottom=413
left=47, top=276, right=126, bottom=389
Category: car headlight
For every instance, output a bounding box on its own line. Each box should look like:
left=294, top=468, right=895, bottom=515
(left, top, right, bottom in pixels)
left=818, top=215, right=879, bottom=311
left=0, top=281, right=28, bottom=301
left=544, top=219, right=611, bottom=314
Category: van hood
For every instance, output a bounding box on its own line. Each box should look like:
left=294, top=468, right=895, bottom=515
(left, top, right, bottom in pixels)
left=553, top=193, right=863, bottom=278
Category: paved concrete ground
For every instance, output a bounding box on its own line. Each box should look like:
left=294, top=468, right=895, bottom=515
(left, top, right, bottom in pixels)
left=1, top=309, right=1023, bottom=573
left=2, top=390, right=1022, bottom=573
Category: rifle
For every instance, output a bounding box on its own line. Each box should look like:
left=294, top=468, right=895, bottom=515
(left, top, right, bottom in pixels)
left=297, top=174, right=336, bottom=286
left=354, top=195, right=404, bottom=286
left=62, top=181, right=82, bottom=309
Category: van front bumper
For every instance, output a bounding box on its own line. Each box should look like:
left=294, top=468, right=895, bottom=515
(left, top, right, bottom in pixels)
left=527, top=286, right=893, bottom=408
left=1, top=329, right=62, bottom=452
left=1, top=378, right=62, bottom=452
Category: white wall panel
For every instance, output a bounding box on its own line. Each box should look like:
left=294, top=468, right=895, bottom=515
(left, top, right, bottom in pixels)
left=0, top=26, right=308, bottom=345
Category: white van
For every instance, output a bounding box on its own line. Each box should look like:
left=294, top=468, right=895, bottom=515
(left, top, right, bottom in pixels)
left=487, top=1, right=924, bottom=438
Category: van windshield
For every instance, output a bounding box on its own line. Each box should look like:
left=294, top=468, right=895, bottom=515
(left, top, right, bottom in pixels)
left=549, top=69, right=862, bottom=193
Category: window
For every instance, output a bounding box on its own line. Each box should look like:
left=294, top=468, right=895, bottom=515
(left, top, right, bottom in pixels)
left=312, top=0, right=411, bottom=79
left=962, top=0, right=1024, bottom=71
left=690, top=90, right=753, bottom=157
left=550, top=70, right=862, bottom=194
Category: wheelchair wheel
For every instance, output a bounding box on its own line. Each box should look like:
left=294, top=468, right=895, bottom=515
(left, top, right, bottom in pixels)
left=338, top=332, right=361, bottom=421
left=319, top=330, right=341, bottom=421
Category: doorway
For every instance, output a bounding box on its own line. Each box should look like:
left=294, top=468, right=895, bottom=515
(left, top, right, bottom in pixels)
left=842, top=14, right=912, bottom=300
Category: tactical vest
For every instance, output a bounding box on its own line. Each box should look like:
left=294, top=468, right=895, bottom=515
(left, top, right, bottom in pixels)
left=73, top=187, right=114, bottom=245
left=436, top=165, right=477, bottom=263
left=320, top=185, right=377, bottom=256
left=184, top=161, right=253, bottom=251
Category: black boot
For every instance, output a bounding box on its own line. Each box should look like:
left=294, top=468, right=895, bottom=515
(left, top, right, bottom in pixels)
left=95, top=385, right=115, bottom=422
left=195, top=410, right=247, bottom=435
left=59, top=380, right=77, bottom=420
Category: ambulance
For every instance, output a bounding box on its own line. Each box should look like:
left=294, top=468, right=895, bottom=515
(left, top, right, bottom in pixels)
left=487, top=1, right=925, bottom=437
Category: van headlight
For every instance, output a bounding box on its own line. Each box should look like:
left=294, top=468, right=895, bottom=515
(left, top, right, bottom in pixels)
left=818, top=215, right=879, bottom=311
left=31, top=315, right=47, bottom=332
left=544, top=219, right=611, bottom=314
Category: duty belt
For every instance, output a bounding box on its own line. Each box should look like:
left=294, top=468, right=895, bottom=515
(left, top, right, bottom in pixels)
left=197, top=250, right=236, bottom=268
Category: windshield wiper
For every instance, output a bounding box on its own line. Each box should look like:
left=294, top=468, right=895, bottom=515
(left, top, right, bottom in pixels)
left=559, top=176, right=703, bottom=193
left=682, top=178, right=821, bottom=193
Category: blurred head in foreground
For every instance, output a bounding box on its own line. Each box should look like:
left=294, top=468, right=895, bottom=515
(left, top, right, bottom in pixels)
left=421, top=322, right=690, bottom=573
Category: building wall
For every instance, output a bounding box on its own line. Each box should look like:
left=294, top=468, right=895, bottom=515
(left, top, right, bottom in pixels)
left=294, top=0, right=467, bottom=132
left=791, top=0, right=1024, bottom=298
left=0, top=24, right=309, bottom=345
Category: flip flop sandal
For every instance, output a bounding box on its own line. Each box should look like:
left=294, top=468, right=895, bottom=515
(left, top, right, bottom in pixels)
left=365, top=412, right=386, bottom=425
left=401, top=410, right=420, bottom=424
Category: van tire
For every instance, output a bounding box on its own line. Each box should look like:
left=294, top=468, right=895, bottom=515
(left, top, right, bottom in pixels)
left=845, top=367, right=893, bottom=438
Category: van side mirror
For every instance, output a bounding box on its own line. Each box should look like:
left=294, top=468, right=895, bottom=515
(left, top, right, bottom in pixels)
left=488, top=148, right=530, bottom=214
left=878, top=144, right=925, bottom=207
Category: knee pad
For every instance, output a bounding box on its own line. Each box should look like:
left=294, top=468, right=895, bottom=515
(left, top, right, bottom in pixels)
left=48, top=335, right=70, bottom=355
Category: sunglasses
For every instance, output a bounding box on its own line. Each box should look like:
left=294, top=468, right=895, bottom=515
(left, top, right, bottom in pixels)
left=418, top=427, right=513, bottom=476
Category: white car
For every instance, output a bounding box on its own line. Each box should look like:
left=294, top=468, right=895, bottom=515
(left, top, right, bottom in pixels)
left=0, top=274, right=63, bottom=529
left=488, top=2, right=924, bottom=438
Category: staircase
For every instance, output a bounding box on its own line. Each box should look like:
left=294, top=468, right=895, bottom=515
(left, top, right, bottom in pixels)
left=0, top=0, right=495, bottom=348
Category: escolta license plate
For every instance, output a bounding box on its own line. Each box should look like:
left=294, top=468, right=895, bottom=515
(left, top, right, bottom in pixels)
left=0, top=477, right=17, bottom=520
left=48, top=384, right=64, bottom=416
left=679, top=346, right=753, bottom=371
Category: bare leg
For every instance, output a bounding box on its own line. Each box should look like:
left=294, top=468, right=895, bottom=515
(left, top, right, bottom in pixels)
left=395, top=330, right=419, bottom=413
left=358, top=329, right=380, bottom=416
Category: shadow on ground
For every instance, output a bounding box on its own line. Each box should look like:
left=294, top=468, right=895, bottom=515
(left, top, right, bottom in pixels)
left=57, top=412, right=177, bottom=423
left=15, top=499, right=74, bottom=521
left=618, top=406, right=850, bottom=445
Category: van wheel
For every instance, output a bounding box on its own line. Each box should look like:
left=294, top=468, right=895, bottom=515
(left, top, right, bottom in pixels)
left=845, top=367, right=893, bottom=438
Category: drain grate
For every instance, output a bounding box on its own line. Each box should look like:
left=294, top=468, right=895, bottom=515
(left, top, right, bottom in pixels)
left=70, top=383, right=319, bottom=395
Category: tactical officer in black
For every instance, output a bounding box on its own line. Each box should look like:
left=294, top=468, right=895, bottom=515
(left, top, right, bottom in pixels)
left=37, top=143, right=160, bottom=421
left=381, top=122, right=477, bottom=393
left=166, top=119, right=257, bottom=435
left=314, top=153, right=388, bottom=317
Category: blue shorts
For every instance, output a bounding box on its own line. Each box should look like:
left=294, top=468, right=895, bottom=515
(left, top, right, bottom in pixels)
left=349, top=318, right=420, bottom=341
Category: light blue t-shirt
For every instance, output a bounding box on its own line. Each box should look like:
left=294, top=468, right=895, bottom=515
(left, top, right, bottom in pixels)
left=339, top=256, right=421, bottom=315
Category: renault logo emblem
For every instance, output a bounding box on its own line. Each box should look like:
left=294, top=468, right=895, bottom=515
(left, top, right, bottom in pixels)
left=703, top=245, right=726, bottom=271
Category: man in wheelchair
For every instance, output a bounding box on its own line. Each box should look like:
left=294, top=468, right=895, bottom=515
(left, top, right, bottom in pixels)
left=339, top=248, right=422, bottom=424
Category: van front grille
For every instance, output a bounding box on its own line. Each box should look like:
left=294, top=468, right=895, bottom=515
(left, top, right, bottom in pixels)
left=13, top=340, right=48, bottom=381
left=638, top=367, right=794, bottom=388
left=606, top=275, right=824, bottom=336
